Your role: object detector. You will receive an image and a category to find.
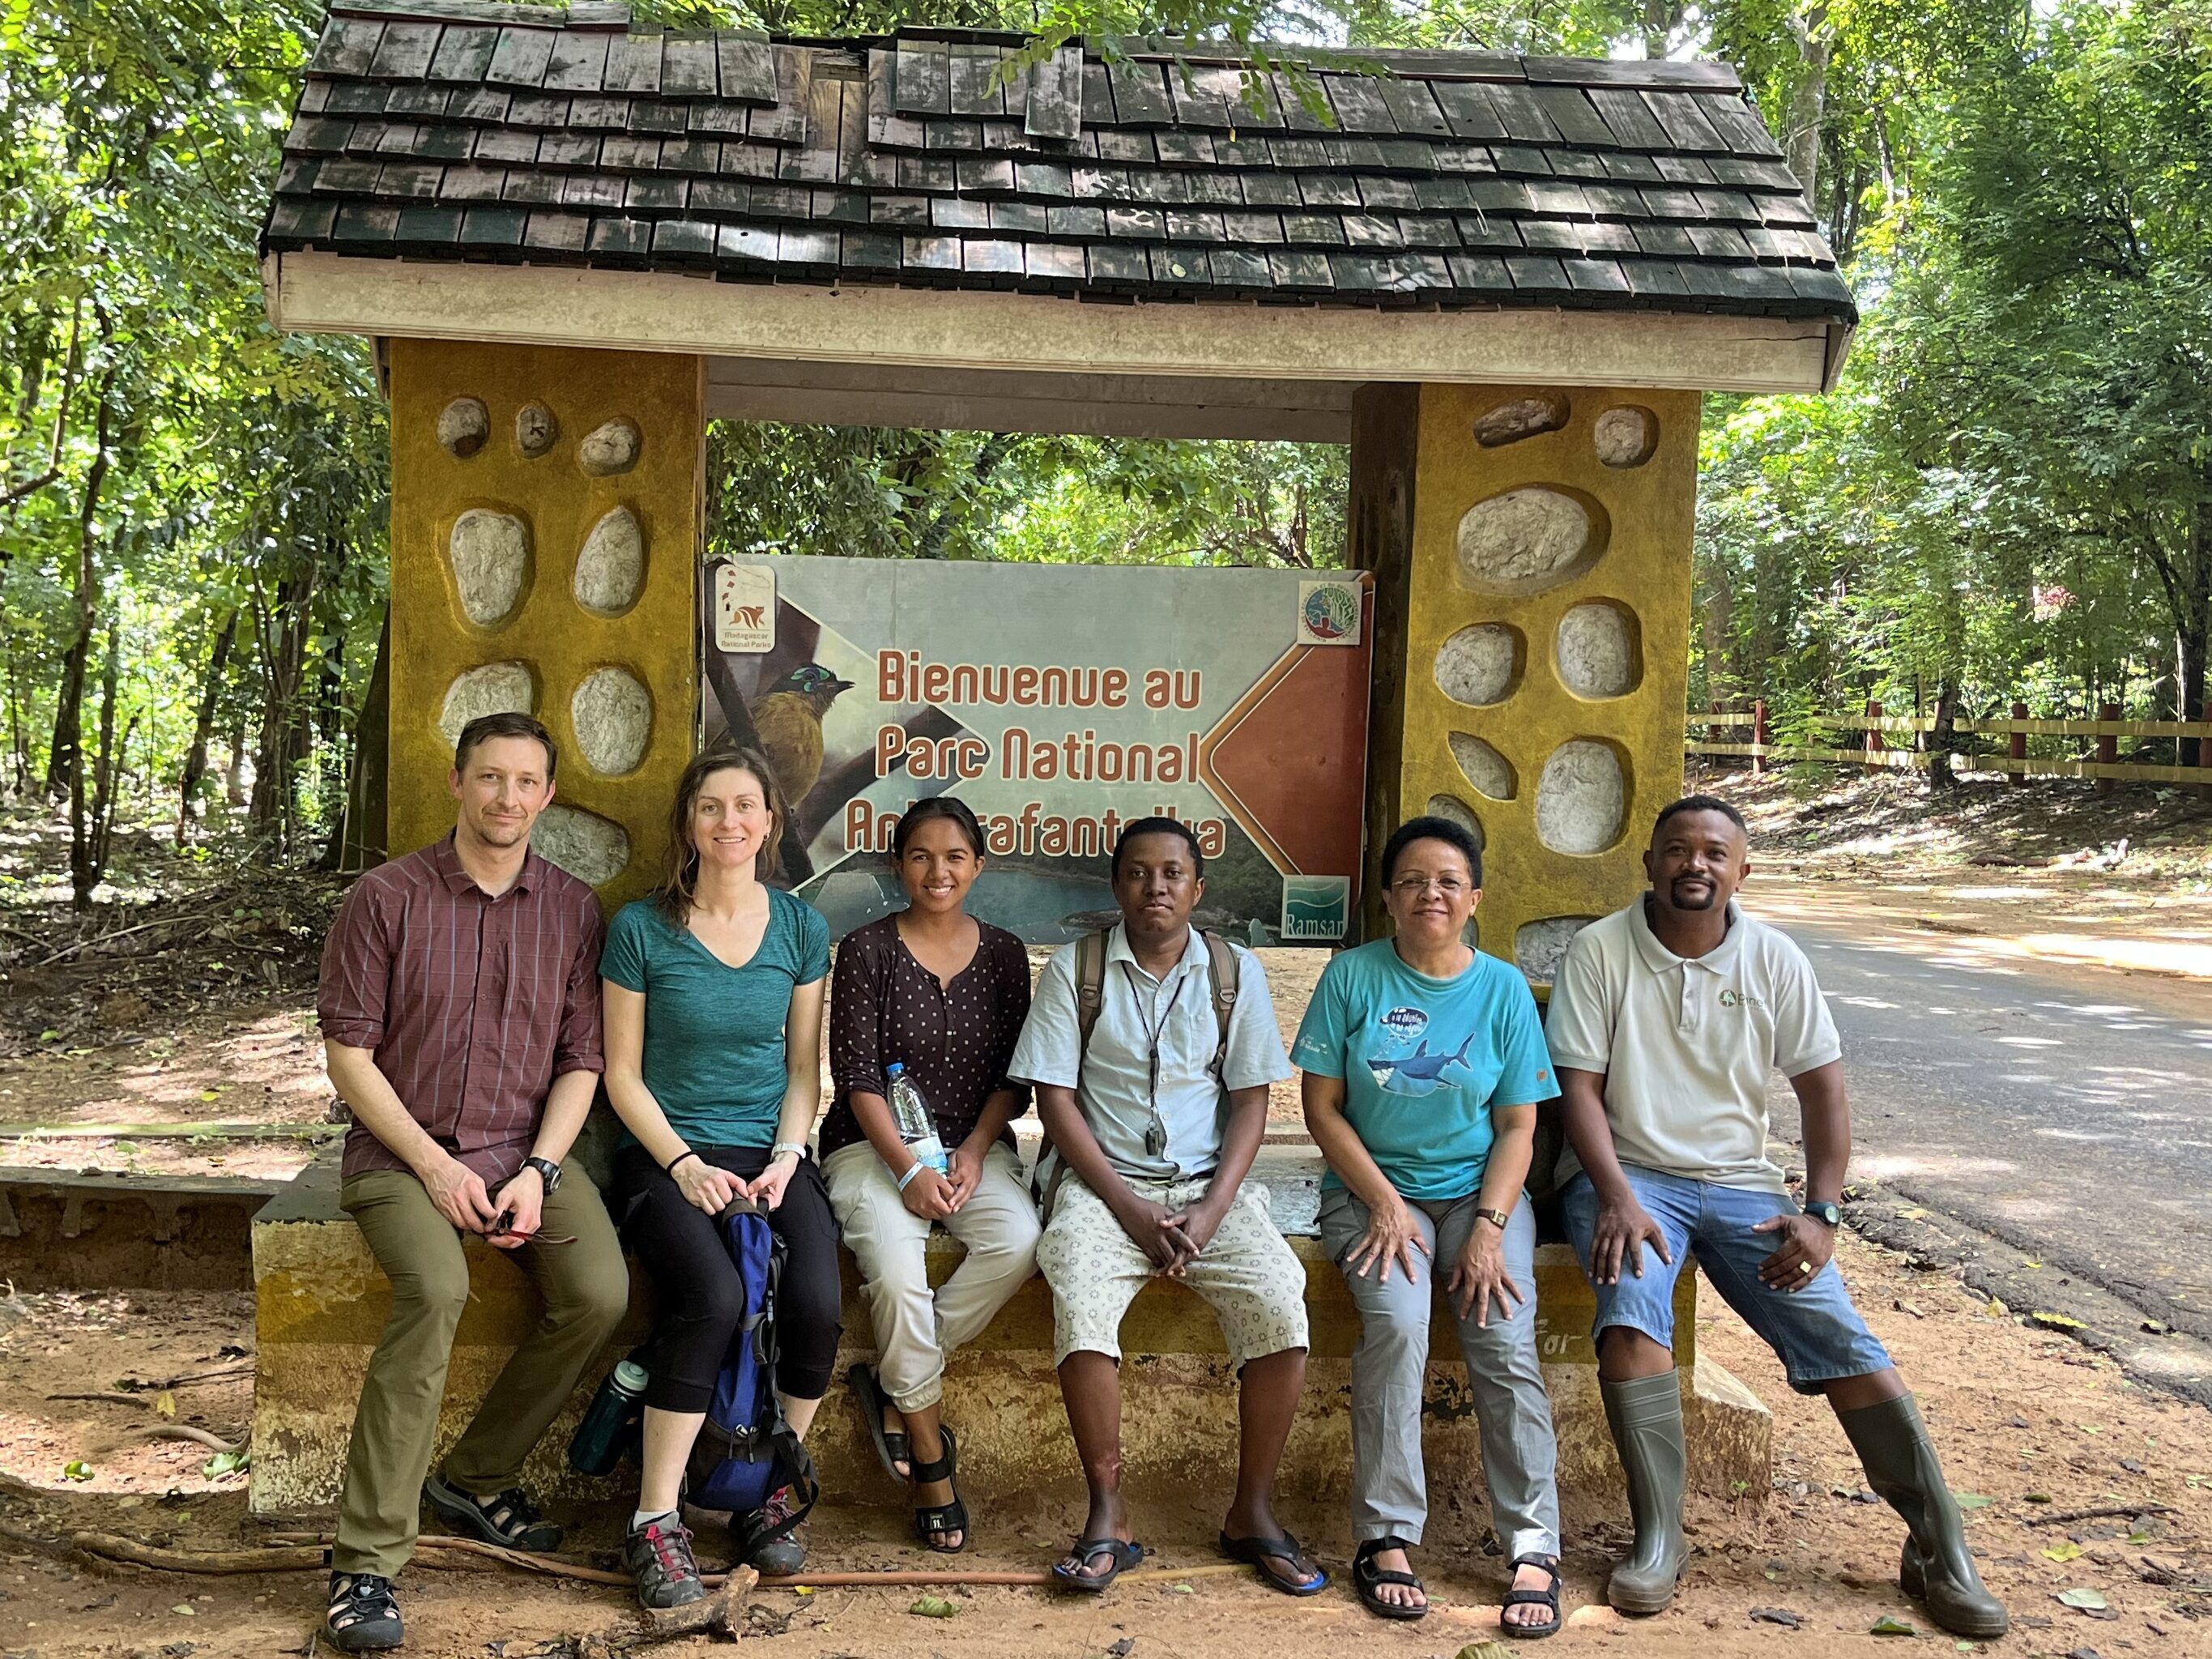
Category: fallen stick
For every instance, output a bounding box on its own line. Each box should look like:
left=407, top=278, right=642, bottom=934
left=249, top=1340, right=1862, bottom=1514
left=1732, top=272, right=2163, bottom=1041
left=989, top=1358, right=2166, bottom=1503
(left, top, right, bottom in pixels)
left=47, top=1392, right=151, bottom=1407
left=2023, top=1502, right=2174, bottom=1527
left=136, top=1425, right=241, bottom=1452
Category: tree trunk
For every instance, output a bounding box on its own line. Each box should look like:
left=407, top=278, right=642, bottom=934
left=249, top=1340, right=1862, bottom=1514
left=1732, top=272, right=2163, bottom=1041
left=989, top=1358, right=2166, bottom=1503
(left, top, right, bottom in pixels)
left=249, top=556, right=318, bottom=849
left=224, top=718, right=249, bottom=807
left=1785, top=4, right=1831, bottom=209
left=176, top=609, right=237, bottom=835
left=1927, top=679, right=1959, bottom=791
left=44, top=366, right=115, bottom=802
left=329, top=607, right=390, bottom=873
left=72, top=622, right=122, bottom=910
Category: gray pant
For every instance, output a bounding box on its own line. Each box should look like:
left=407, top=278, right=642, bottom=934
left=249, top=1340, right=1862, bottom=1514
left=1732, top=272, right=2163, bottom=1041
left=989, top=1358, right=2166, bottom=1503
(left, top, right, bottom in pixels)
left=1319, top=1187, right=1560, bottom=1559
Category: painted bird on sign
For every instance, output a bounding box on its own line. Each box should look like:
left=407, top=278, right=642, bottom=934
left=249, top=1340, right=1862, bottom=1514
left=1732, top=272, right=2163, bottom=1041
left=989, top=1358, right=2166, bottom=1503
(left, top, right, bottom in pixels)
left=749, top=662, right=855, bottom=808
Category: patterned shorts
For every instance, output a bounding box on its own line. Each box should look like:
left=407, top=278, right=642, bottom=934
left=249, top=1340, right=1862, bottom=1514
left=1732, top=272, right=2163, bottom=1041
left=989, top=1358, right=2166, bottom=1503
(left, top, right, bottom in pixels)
left=1035, top=1173, right=1310, bottom=1367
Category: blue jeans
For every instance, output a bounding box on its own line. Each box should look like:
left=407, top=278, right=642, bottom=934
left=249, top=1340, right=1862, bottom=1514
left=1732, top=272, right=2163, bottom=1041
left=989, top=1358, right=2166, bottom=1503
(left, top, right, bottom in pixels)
left=1561, top=1167, right=1891, bottom=1395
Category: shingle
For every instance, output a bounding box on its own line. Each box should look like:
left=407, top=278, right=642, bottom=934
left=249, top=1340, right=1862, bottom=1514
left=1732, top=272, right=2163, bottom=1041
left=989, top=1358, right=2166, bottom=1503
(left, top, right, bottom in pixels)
left=588, top=215, right=652, bottom=262
left=1046, top=203, right=1105, bottom=237
left=963, top=237, right=1025, bottom=275
left=1016, top=161, right=1075, bottom=198
left=604, top=34, right=663, bottom=96
left=991, top=199, right=1048, bottom=235
left=691, top=179, right=751, bottom=215
left=1342, top=212, right=1404, bottom=249
left=1415, top=176, right=1473, bottom=211
left=1654, top=154, right=1716, bottom=186
left=1323, top=74, right=1397, bottom=134
left=1149, top=245, right=1212, bottom=284
left=661, top=135, right=721, bottom=173
left=376, top=162, right=445, bottom=199
left=1696, top=189, right=1761, bottom=224
left=333, top=203, right=401, bottom=243
left=1757, top=193, right=1817, bottom=229
left=1642, top=90, right=1725, bottom=151
left=1519, top=219, right=1592, bottom=252
left=1025, top=241, right=1087, bottom=281
left=1686, top=224, right=1754, bottom=259
left=1097, top=130, right=1156, bottom=164
left=779, top=227, right=841, bottom=267
left=1430, top=81, right=1506, bottom=141
left=487, top=27, right=556, bottom=88
left=1025, top=45, right=1085, bottom=140
left=662, top=36, right=719, bottom=99
left=980, top=118, right=1036, bottom=153
left=1527, top=181, right=1592, bottom=216
left=1272, top=70, right=1336, bottom=133
left=1167, top=62, right=1240, bottom=127
left=931, top=197, right=991, bottom=230
left=948, top=43, right=1008, bottom=117
left=537, top=131, right=597, bottom=168
left=266, top=198, right=337, bottom=242
left=1281, top=212, right=1346, bottom=245
left=898, top=154, right=957, bottom=193
left=458, top=205, right=529, bottom=248
left=1215, top=136, right=1275, bottom=168
left=1222, top=210, right=1284, bottom=244
left=1086, top=242, right=1149, bottom=284
left=955, top=157, right=1016, bottom=194
left=288, top=116, right=354, bottom=154
left=1565, top=256, right=1631, bottom=295
left=1209, top=246, right=1272, bottom=288
left=1631, top=223, right=1698, bottom=257
left=1166, top=209, right=1226, bottom=241
left=328, top=83, right=390, bottom=116
left=500, top=170, right=562, bottom=203
left=1466, top=179, right=1533, bottom=215
left=1600, top=151, right=1664, bottom=182
left=448, top=86, right=511, bottom=124
left=1107, top=60, right=1173, bottom=124
left=1455, top=215, right=1523, bottom=249
left=1358, top=176, right=1420, bottom=211
left=625, top=176, right=688, bottom=211
left=895, top=40, right=950, bottom=115
left=275, top=156, right=320, bottom=194
left=520, top=209, right=588, bottom=252
left=1237, top=173, right=1302, bottom=207
left=1530, top=85, right=1617, bottom=149
left=1786, top=266, right=1853, bottom=309
left=1587, top=88, right=1669, bottom=149
left=1399, top=215, right=1460, bottom=248
left=651, top=217, right=716, bottom=262
left=1545, top=149, right=1609, bottom=179
left=1490, top=145, right=1554, bottom=176
left=720, top=223, right=781, bottom=263
left=777, top=142, right=835, bottom=185
left=1377, top=75, right=1451, bottom=136
left=1580, top=220, right=1639, bottom=254
left=1321, top=136, right=1388, bottom=170
left=1153, top=130, right=1217, bottom=166
left=370, top=22, right=441, bottom=80
left=1105, top=206, right=1166, bottom=239
left=1502, top=253, right=1574, bottom=295
left=1080, top=61, right=1115, bottom=125
left=313, top=18, right=383, bottom=77
left=1701, top=98, right=1785, bottom=160
left=841, top=228, right=902, bottom=271
left=386, top=85, right=453, bottom=119
left=560, top=174, right=624, bottom=208
left=750, top=47, right=810, bottom=145
left=1446, top=253, right=1511, bottom=292
left=719, top=32, right=778, bottom=104
left=542, top=32, right=609, bottom=92
left=924, top=119, right=983, bottom=151
left=1268, top=249, right=1333, bottom=289
left=313, top=159, right=381, bottom=194
left=505, top=92, right=570, bottom=127
left=297, top=81, right=330, bottom=114
left=751, top=183, right=808, bottom=218
left=429, top=26, right=499, bottom=84
left=1297, top=173, right=1360, bottom=208
left=1620, top=258, right=1689, bottom=300
left=1375, top=139, right=1438, bottom=172
left=1583, top=182, right=1648, bottom=218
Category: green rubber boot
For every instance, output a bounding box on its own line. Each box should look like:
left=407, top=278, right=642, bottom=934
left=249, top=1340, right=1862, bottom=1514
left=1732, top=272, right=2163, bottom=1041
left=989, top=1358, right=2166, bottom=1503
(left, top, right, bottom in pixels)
left=1600, top=1372, right=1690, bottom=1614
left=1838, top=1393, right=2010, bottom=1640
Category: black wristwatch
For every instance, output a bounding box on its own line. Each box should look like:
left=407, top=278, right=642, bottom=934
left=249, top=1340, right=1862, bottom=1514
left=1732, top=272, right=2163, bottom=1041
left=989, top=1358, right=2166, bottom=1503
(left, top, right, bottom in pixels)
left=1802, top=1199, right=1841, bottom=1226
left=523, top=1155, right=564, bottom=1193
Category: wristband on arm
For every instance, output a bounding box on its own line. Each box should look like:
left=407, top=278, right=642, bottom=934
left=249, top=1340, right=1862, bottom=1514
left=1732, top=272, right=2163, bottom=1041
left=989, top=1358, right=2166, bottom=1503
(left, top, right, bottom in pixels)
left=896, top=1160, right=927, bottom=1192
left=663, top=1149, right=700, bottom=1176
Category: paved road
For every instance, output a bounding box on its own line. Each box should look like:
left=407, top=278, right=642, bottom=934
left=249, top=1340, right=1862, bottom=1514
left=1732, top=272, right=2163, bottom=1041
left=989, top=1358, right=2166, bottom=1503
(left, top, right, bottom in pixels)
left=1761, top=898, right=2212, bottom=1345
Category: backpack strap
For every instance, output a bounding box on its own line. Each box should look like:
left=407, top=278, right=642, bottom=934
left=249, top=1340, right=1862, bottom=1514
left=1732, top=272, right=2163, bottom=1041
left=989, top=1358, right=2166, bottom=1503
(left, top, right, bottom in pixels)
left=1200, top=930, right=1239, bottom=1085
left=1040, top=928, right=1114, bottom=1224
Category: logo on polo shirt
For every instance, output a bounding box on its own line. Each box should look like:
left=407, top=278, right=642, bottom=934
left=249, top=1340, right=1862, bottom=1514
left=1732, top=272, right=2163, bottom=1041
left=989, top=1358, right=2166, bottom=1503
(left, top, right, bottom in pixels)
left=1718, top=987, right=1766, bottom=1009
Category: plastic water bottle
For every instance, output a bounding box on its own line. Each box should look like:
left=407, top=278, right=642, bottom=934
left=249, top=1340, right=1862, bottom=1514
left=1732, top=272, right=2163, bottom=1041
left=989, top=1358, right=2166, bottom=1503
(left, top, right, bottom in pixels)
left=568, top=1357, right=648, bottom=1477
left=885, top=1062, right=948, bottom=1175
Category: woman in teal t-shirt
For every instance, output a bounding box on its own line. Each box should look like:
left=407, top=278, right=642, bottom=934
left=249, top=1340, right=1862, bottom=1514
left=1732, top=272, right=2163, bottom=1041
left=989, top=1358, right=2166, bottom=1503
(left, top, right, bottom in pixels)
left=1294, top=816, right=1562, bottom=1632
left=602, top=745, right=833, bottom=1603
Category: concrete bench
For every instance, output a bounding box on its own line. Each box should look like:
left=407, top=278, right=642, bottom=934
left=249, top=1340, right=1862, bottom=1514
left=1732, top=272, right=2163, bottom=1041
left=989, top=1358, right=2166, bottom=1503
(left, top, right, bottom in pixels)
left=249, top=1149, right=1767, bottom=1517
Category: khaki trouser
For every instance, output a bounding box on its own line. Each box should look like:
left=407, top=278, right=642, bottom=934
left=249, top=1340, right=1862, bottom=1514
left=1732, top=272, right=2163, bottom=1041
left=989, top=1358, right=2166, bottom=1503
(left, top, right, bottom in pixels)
left=335, top=1166, right=629, bottom=1579
left=822, top=1140, right=1040, bottom=1414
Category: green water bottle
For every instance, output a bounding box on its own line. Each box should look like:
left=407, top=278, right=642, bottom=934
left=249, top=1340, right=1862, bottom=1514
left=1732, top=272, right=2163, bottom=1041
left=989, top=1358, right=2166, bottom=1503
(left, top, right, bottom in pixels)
left=568, top=1357, right=648, bottom=1477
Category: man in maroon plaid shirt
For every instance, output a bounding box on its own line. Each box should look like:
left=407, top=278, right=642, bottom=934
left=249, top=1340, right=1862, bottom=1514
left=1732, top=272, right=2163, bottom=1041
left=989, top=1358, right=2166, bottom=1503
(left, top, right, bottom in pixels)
left=314, top=712, right=629, bottom=1653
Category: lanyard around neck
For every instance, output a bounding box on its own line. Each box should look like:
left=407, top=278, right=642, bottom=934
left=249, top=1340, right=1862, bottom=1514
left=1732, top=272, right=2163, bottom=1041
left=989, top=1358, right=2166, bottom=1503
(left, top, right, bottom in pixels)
left=1120, top=960, right=1187, bottom=1160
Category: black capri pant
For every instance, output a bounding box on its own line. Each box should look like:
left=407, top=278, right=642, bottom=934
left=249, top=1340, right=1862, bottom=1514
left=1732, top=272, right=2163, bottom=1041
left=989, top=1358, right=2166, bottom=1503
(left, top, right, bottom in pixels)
left=613, top=1142, right=844, bottom=1414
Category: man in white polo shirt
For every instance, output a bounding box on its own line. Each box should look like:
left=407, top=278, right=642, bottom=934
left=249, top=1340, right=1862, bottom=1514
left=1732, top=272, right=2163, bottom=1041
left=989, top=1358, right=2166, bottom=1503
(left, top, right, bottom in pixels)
left=1547, top=795, right=2006, bottom=1640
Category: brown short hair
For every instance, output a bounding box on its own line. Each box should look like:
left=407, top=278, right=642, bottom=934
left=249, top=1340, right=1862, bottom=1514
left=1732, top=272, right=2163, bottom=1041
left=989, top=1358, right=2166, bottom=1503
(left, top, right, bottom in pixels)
left=454, top=711, right=557, bottom=778
left=655, top=744, right=787, bottom=921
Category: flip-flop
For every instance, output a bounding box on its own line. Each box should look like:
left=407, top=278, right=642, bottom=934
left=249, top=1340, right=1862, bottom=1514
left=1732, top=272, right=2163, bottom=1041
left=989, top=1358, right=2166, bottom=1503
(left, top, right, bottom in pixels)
left=1502, top=1553, right=1564, bottom=1639
left=1051, top=1537, right=1144, bottom=1592
left=1218, top=1529, right=1329, bottom=1596
left=1353, top=1537, right=1428, bottom=1621
left=845, top=1363, right=910, bottom=1482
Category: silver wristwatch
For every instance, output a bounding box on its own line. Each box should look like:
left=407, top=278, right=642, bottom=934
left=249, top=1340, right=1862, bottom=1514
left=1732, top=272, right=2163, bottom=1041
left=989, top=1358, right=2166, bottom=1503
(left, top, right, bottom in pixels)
left=522, top=1155, right=564, bottom=1193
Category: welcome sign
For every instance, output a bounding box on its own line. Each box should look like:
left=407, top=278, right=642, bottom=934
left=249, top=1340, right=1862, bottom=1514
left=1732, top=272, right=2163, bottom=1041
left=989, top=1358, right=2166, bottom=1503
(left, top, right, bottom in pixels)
left=703, top=555, right=1373, bottom=946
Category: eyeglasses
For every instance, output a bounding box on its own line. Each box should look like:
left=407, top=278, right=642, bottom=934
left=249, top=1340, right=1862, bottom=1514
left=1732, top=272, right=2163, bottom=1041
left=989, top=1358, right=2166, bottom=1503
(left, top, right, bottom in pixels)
left=1390, top=876, right=1473, bottom=897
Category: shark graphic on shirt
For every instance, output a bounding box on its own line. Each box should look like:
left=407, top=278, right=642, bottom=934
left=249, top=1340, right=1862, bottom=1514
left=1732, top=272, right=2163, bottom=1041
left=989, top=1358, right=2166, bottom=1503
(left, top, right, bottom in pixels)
left=1366, top=1031, right=1477, bottom=1097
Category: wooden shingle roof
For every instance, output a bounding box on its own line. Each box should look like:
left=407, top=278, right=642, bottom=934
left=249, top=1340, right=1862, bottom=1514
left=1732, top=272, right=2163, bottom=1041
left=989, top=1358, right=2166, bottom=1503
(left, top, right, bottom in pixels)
left=264, top=2, right=1853, bottom=326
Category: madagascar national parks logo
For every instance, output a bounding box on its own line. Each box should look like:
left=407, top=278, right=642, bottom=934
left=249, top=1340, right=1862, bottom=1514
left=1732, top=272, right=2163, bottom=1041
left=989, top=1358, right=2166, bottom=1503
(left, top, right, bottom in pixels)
left=1297, top=580, right=1361, bottom=646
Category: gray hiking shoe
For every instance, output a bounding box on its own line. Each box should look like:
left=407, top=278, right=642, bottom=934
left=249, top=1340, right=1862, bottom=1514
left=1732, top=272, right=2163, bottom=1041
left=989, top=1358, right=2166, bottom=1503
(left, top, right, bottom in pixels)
left=625, top=1514, right=706, bottom=1610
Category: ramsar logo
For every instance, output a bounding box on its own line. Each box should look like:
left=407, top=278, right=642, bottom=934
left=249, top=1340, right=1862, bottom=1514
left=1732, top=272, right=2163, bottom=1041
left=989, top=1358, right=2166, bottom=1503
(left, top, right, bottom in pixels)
left=1281, top=876, right=1350, bottom=940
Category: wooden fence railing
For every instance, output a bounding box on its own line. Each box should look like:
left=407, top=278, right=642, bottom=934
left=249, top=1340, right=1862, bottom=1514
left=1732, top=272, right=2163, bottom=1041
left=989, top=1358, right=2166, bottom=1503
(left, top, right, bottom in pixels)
left=1688, top=698, right=2212, bottom=792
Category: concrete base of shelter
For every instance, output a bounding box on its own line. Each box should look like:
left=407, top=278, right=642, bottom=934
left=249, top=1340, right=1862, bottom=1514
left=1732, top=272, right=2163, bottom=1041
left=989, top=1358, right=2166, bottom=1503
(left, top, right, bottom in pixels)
left=249, top=1158, right=1769, bottom=1518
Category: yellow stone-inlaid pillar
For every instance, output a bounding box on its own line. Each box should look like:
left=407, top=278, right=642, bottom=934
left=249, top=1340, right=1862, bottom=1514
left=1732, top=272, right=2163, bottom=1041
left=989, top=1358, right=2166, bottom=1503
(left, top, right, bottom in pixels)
left=1357, top=382, right=1698, bottom=979
left=386, top=339, right=703, bottom=910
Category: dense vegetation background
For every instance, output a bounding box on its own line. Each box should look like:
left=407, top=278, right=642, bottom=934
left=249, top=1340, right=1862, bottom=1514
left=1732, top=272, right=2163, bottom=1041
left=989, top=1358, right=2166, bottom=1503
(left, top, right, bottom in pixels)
left=2, top=0, right=2208, bottom=906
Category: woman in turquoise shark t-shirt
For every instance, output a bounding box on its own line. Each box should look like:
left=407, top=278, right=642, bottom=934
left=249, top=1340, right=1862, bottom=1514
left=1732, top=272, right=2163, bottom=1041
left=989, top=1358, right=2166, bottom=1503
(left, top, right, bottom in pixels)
left=1294, top=815, right=1564, bottom=1633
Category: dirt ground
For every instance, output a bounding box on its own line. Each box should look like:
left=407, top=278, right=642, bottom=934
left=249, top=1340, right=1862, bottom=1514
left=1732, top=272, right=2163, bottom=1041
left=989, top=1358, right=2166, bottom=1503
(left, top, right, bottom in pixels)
left=2, top=1221, right=2208, bottom=1657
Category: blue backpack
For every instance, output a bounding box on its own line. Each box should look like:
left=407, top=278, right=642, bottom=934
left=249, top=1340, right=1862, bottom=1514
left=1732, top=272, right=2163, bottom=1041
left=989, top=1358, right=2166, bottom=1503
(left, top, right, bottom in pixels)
left=684, top=1201, right=819, bottom=1530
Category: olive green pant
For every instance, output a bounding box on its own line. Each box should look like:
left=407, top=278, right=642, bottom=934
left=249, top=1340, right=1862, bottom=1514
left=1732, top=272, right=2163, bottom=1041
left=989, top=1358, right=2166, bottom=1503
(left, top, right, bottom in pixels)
left=335, top=1166, right=630, bottom=1579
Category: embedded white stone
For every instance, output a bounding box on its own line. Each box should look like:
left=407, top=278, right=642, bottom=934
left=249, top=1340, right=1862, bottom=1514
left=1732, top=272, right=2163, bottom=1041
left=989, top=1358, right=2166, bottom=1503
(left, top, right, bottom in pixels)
left=578, top=418, right=641, bottom=476
left=1515, top=915, right=1596, bottom=985
left=516, top=401, right=557, bottom=457
left=437, top=397, right=488, bottom=457
left=1476, top=394, right=1568, bottom=446
left=1535, top=740, right=1626, bottom=855
left=574, top=507, right=644, bottom=616
left=1556, top=603, right=1639, bottom=699
left=531, top=804, right=630, bottom=887
left=448, top=509, right=530, bottom=627
left=1455, top=486, right=1597, bottom=594
left=1595, top=406, right=1656, bottom=467
left=1423, top=793, right=1484, bottom=852
left=1447, top=732, right=1515, bottom=800
left=437, top=662, right=534, bottom=748
left=570, top=666, right=652, bottom=776
left=1433, top=624, right=1520, bottom=706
